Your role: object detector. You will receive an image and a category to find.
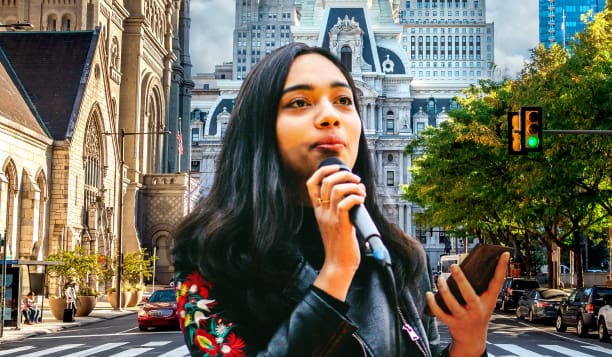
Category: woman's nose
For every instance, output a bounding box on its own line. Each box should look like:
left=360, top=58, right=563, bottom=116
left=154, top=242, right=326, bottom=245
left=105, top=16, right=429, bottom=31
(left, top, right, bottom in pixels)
left=315, top=100, right=341, bottom=128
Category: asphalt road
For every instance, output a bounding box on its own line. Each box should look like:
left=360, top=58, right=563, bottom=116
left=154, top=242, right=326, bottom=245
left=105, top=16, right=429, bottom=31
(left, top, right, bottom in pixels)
left=2, top=311, right=612, bottom=356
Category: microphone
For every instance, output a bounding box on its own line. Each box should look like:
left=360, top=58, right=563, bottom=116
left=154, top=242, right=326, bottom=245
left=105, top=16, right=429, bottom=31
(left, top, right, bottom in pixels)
left=318, top=157, right=392, bottom=266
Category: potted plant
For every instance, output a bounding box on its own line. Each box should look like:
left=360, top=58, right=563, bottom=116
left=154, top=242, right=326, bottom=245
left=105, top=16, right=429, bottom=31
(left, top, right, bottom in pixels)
left=47, top=246, right=101, bottom=319
left=122, top=249, right=156, bottom=307
left=104, top=248, right=156, bottom=308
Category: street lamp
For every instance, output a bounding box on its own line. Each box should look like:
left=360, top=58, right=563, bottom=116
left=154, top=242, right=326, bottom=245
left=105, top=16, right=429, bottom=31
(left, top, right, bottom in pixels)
left=1, top=229, right=8, bottom=338
left=0, top=22, right=33, bottom=30
left=106, top=128, right=170, bottom=310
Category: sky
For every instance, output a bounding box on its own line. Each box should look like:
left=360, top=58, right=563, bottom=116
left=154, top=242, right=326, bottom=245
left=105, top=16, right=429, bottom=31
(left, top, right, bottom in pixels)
left=189, top=0, right=539, bottom=78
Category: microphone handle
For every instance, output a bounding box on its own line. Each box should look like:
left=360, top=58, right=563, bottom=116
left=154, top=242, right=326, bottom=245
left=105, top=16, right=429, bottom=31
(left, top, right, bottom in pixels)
left=350, top=205, right=392, bottom=266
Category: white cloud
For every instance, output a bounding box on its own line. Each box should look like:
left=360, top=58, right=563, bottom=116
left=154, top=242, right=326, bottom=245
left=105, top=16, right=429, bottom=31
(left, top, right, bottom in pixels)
left=189, top=1, right=539, bottom=78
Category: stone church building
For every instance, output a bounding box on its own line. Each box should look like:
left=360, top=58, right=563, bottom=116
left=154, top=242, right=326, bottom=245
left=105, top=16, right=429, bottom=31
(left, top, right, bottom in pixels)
left=0, top=0, right=193, bottom=291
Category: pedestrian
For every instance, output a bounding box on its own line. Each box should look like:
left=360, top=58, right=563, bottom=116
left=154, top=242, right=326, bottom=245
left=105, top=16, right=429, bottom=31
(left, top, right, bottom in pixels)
left=21, top=291, right=41, bottom=324
left=173, top=42, right=509, bottom=356
left=65, top=281, right=78, bottom=316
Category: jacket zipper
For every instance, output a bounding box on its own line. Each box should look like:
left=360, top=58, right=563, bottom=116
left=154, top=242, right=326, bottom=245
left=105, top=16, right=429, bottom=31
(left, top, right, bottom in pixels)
left=352, top=333, right=368, bottom=356
left=397, top=306, right=430, bottom=357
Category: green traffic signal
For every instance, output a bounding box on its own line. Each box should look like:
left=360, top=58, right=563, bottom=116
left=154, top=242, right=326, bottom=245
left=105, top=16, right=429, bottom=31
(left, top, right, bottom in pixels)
left=520, top=107, right=543, bottom=152
left=527, top=135, right=539, bottom=148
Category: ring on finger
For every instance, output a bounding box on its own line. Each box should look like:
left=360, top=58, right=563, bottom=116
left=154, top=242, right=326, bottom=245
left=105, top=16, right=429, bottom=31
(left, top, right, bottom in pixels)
left=317, top=197, right=330, bottom=205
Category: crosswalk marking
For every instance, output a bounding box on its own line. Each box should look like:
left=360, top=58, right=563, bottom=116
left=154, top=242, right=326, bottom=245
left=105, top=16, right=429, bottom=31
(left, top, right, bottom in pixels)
left=495, top=344, right=548, bottom=357
left=539, top=345, right=595, bottom=357
left=2, top=341, right=608, bottom=357
left=582, top=345, right=612, bottom=354
left=107, top=348, right=154, bottom=357
left=142, top=341, right=171, bottom=347
left=62, top=343, right=129, bottom=357
left=19, top=344, right=83, bottom=357
left=157, top=345, right=190, bottom=357
left=0, top=346, right=34, bottom=356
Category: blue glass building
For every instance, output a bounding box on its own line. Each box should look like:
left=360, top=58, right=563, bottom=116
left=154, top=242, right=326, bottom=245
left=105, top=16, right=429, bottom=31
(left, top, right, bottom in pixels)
left=539, top=0, right=606, bottom=49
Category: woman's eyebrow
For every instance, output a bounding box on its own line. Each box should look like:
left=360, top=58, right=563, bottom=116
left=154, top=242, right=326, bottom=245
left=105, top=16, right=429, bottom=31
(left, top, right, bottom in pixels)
left=281, top=81, right=351, bottom=95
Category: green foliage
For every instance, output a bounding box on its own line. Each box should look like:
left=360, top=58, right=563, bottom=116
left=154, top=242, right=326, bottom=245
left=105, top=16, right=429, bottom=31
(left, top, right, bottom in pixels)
left=121, top=248, right=157, bottom=287
left=403, top=7, right=611, bottom=286
left=47, top=246, right=101, bottom=296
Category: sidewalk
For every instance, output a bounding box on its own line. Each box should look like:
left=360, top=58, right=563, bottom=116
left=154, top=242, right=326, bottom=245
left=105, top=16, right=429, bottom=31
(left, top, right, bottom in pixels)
left=0, top=297, right=138, bottom=343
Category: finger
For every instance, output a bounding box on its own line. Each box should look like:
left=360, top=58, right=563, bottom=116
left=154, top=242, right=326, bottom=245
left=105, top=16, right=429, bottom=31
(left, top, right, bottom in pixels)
left=426, top=291, right=454, bottom=326
left=435, top=272, right=467, bottom=318
left=481, top=252, right=510, bottom=305
left=448, top=264, right=479, bottom=306
left=306, top=165, right=340, bottom=206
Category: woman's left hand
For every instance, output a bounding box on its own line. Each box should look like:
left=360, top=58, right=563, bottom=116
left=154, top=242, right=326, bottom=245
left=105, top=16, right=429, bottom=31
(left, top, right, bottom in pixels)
left=426, top=252, right=510, bottom=357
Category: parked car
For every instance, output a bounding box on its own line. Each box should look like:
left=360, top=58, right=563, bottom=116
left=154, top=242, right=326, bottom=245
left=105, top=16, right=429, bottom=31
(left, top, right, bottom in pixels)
left=137, top=288, right=179, bottom=331
left=596, top=295, right=612, bottom=342
left=496, top=278, right=540, bottom=311
left=556, top=285, right=612, bottom=337
left=516, top=288, right=569, bottom=322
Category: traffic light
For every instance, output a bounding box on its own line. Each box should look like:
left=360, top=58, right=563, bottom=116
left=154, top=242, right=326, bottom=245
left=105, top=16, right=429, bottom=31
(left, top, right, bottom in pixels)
left=507, top=111, right=523, bottom=155
left=521, top=107, right=543, bottom=152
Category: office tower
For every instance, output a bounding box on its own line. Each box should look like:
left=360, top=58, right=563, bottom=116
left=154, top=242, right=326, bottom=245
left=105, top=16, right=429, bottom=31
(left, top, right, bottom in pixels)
left=539, top=0, right=606, bottom=49
left=233, top=0, right=296, bottom=80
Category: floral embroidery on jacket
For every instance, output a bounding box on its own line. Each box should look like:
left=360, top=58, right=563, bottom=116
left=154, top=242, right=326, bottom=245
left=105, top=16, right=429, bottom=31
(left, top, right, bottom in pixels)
left=177, top=272, right=246, bottom=356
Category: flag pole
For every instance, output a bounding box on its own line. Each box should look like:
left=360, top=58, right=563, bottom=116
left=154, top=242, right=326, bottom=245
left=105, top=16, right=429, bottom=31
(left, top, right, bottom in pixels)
left=177, top=117, right=182, bottom=173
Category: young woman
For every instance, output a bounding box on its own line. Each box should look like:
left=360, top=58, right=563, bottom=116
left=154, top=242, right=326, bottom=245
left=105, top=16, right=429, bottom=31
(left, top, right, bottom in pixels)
left=173, top=42, right=508, bottom=356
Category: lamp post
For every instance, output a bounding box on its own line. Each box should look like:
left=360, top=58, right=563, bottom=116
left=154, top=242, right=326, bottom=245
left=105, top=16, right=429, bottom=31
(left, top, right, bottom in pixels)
left=1, top=230, right=8, bottom=338
left=0, top=22, right=33, bottom=30
left=106, top=129, right=170, bottom=310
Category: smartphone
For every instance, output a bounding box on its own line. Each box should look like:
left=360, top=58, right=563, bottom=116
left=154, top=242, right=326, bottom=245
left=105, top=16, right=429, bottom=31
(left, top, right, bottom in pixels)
left=430, top=244, right=511, bottom=315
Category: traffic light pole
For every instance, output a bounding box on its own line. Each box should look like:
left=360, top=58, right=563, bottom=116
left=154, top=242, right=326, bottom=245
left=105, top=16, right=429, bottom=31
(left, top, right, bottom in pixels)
left=543, top=130, right=612, bottom=135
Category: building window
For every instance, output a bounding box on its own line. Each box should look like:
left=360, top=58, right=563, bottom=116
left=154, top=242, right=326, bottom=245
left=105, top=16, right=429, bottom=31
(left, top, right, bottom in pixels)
left=191, top=160, right=201, bottom=172
left=341, top=46, right=352, bottom=72
left=83, top=118, right=103, bottom=210
left=387, top=171, right=395, bottom=186
left=191, top=128, right=200, bottom=143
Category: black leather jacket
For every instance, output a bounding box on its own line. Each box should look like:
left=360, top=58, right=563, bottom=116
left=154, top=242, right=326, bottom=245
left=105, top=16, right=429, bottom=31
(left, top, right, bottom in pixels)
left=176, top=255, right=450, bottom=356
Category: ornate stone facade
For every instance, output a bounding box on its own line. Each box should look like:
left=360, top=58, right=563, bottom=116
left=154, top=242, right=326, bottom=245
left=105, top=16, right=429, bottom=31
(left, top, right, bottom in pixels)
left=0, top=0, right=192, bottom=288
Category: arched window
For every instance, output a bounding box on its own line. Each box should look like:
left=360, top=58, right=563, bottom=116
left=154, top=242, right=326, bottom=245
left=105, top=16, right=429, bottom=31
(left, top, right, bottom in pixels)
left=341, top=46, right=352, bottom=72
left=47, top=15, right=58, bottom=31
left=427, top=97, right=437, bottom=117
left=83, top=118, right=103, bottom=208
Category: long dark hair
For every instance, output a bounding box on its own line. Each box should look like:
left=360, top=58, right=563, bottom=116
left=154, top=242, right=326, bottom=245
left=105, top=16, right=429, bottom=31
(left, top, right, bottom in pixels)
left=174, top=42, right=425, bottom=342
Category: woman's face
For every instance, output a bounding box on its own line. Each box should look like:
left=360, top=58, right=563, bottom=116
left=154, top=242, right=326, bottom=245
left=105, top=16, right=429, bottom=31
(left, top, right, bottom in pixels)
left=276, top=53, right=362, bottom=188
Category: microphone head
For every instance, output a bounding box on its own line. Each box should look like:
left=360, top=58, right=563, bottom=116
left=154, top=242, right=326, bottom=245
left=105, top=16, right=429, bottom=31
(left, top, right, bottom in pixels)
left=319, top=157, right=350, bottom=171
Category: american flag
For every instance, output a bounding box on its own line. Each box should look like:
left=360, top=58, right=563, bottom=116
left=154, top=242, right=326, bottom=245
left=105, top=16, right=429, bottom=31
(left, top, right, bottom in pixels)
left=177, top=130, right=183, bottom=156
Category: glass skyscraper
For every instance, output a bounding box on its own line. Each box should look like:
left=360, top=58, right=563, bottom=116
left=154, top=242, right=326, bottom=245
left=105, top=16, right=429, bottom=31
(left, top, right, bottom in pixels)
left=539, top=0, right=606, bottom=49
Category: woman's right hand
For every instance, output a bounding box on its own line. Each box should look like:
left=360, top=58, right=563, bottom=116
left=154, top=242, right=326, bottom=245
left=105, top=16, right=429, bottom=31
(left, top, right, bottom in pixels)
left=306, top=163, right=366, bottom=301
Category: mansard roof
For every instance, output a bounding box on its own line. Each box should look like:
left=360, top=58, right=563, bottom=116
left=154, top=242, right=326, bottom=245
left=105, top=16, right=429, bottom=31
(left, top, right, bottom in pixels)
left=321, top=8, right=376, bottom=70
left=0, top=47, right=49, bottom=138
left=0, top=31, right=98, bottom=140
left=320, top=7, right=405, bottom=75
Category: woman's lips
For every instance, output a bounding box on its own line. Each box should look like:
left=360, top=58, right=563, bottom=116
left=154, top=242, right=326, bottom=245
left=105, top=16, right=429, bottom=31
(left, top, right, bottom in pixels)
left=313, top=138, right=346, bottom=152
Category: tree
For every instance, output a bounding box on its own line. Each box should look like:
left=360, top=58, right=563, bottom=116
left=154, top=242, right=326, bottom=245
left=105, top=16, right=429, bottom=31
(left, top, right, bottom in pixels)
left=403, top=6, right=611, bottom=287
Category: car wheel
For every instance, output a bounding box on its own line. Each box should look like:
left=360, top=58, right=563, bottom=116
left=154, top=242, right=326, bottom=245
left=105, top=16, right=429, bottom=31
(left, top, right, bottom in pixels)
left=599, top=319, right=610, bottom=342
left=577, top=316, right=588, bottom=337
left=528, top=309, right=535, bottom=322
left=139, top=326, right=148, bottom=332
left=556, top=314, right=567, bottom=332
left=516, top=307, right=523, bottom=319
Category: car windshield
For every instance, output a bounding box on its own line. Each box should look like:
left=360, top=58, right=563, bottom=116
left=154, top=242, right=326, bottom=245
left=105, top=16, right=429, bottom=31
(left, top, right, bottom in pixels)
left=148, top=290, right=176, bottom=303
left=540, top=289, right=567, bottom=299
left=594, top=289, right=612, bottom=306
left=513, top=280, right=539, bottom=289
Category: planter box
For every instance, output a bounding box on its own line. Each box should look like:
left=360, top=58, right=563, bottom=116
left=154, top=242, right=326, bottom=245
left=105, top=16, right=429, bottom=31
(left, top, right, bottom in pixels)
left=108, top=291, right=132, bottom=309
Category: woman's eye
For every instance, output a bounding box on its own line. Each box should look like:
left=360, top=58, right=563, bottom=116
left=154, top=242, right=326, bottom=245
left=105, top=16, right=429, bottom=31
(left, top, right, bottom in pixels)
left=288, top=99, right=308, bottom=108
left=337, top=96, right=353, bottom=106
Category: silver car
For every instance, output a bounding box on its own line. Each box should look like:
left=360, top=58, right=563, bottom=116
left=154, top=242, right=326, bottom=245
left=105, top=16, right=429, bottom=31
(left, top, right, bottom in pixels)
left=597, top=295, right=612, bottom=342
